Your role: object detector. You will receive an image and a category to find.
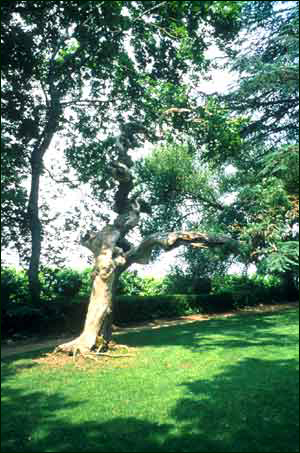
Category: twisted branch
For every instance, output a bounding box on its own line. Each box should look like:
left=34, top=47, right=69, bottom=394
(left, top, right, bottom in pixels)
left=125, top=231, right=239, bottom=266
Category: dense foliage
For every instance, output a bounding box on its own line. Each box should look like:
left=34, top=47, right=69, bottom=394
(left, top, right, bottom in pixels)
left=218, top=1, right=299, bottom=275
left=136, top=1, right=299, bottom=287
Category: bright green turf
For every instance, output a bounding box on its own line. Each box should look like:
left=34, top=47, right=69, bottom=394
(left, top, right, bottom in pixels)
left=1, top=308, right=299, bottom=452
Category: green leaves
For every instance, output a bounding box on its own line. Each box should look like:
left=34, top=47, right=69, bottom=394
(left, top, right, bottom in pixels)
left=223, top=1, right=299, bottom=146
left=54, top=38, right=80, bottom=64
left=192, top=100, right=248, bottom=166
left=198, top=1, right=299, bottom=278
left=259, top=145, right=299, bottom=196
left=263, top=241, right=299, bottom=273
left=136, top=143, right=220, bottom=213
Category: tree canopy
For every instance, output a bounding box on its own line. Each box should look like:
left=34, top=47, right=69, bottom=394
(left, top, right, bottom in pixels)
left=1, top=0, right=298, bottom=298
left=1, top=0, right=243, bottom=301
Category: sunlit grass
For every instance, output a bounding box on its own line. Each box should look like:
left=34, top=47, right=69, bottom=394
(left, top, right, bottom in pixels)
left=1, top=308, right=299, bottom=452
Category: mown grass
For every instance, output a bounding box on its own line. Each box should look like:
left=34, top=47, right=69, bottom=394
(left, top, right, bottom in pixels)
left=1, top=307, right=299, bottom=453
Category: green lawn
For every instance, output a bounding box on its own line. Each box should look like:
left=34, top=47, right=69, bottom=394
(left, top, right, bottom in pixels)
left=1, top=308, right=299, bottom=453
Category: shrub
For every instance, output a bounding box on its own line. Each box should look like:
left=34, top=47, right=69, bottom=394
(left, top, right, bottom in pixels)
left=113, top=293, right=236, bottom=324
left=211, top=274, right=296, bottom=306
left=194, top=293, right=235, bottom=312
left=40, top=267, right=82, bottom=301
left=78, top=267, right=93, bottom=298
left=1, top=266, right=85, bottom=338
left=116, top=270, right=167, bottom=296
left=1, top=267, right=44, bottom=337
left=1, top=267, right=30, bottom=306
left=3, top=264, right=295, bottom=339
left=192, top=278, right=212, bottom=294
left=114, top=295, right=193, bottom=324
left=163, top=271, right=212, bottom=295
left=138, top=276, right=168, bottom=296
left=116, top=270, right=145, bottom=296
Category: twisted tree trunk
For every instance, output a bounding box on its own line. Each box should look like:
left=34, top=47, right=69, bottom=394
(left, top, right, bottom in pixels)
left=55, top=226, right=126, bottom=355
left=55, top=124, right=239, bottom=357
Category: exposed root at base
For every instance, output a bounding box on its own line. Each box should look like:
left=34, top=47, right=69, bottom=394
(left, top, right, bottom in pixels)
left=54, top=342, right=89, bottom=358
left=95, top=352, right=133, bottom=358
left=94, top=342, right=134, bottom=358
left=53, top=338, right=134, bottom=362
left=110, top=343, right=131, bottom=351
left=72, top=350, right=133, bottom=361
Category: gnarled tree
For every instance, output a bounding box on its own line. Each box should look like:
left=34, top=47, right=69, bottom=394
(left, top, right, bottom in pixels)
left=1, top=0, right=243, bottom=306
left=55, top=124, right=239, bottom=356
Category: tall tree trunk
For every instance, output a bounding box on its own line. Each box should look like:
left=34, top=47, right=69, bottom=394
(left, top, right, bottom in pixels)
left=55, top=277, right=115, bottom=354
left=27, top=104, right=60, bottom=304
left=28, top=152, right=43, bottom=305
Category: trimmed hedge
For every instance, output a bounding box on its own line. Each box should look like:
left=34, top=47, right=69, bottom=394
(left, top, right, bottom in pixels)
left=2, top=292, right=235, bottom=338
left=114, top=288, right=298, bottom=325
left=113, top=293, right=236, bottom=324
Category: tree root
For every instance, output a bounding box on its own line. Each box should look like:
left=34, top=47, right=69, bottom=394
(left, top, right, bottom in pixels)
left=95, top=352, right=133, bottom=358
left=54, top=337, right=134, bottom=361
left=94, top=342, right=133, bottom=357
left=54, top=337, right=94, bottom=360
left=110, top=343, right=131, bottom=351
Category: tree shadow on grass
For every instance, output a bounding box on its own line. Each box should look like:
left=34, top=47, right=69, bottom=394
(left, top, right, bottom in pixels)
left=1, top=308, right=298, bottom=452
left=1, top=361, right=81, bottom=452
left=116, top=308, right=299, bottom=352
left=168, top=357, right=299, bottom=453
left=2, top=355, right=298, bottom=452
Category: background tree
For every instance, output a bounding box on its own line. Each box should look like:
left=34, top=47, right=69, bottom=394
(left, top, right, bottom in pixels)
left=217, top=0, right=299, bottom=288
left=134, top=102, right=246, bottom=283
left=224, top=0, right=298, bottom=147
left=136, top=1, right=299, bottom=289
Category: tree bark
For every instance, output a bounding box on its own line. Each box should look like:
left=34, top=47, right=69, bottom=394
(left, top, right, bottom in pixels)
left=125, top=231, right=239, bottom=266
left=27, top=103, right=60, bottom=304
left=55, top=227, right=126, bottom=355
left=28, top=151, right=43, bottom=305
